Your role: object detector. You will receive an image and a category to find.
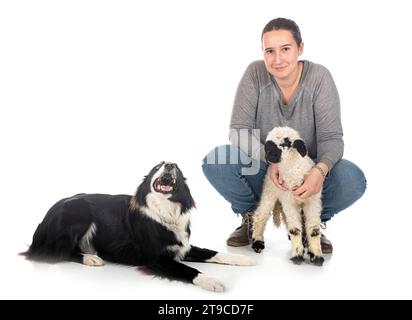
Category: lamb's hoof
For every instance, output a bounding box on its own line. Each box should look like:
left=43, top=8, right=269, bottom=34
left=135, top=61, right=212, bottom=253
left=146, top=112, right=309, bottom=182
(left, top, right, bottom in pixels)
left=252, top=240, right=265, bottom=253
left=310, top=255, right=324, bottom=267
left=290, top=255, right=305, bottom=265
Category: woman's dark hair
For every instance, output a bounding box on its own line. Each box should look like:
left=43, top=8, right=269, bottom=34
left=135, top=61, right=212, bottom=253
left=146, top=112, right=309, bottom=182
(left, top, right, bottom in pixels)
left=261, top=18, right=302, bottom=47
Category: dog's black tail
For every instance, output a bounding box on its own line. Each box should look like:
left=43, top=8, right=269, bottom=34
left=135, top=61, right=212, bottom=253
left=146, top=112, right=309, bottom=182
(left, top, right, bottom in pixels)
left=21, top=197, right=92, bottom=263
left=19, top=250, right=30, bottom=257
left=19, top=222, right=69, bottom=262
left=20, top=223, right=84, bottom=264
left=18, top=247, right=53, bottom=262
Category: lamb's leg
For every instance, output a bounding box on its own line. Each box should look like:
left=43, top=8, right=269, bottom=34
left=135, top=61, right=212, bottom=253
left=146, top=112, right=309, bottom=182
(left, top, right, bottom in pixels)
left=251, top=177, right=277, bottom=253
left=283, top=201, right=305, bottom=264
left=303, top=197, right=324, bottom=266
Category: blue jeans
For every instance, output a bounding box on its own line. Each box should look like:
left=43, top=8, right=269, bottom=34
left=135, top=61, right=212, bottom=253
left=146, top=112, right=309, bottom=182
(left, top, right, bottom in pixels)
left=202, top=145, right=366, bottom=222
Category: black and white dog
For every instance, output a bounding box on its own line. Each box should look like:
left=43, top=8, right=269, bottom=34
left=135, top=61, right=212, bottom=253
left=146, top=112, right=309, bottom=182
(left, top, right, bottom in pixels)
left=22, top=162, right=255, bottom=292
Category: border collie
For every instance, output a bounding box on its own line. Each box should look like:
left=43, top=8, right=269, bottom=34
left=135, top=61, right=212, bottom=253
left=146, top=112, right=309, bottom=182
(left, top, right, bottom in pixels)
left=22, top=162, right=255, bottom=292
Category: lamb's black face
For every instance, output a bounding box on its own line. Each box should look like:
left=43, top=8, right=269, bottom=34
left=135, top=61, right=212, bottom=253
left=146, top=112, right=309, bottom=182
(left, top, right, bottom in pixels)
left=280, top=137, right=292, bottom=149
left=265, top=127, right=308, bottom=163
left=152, top=162, right=178, bottom=194
left=265, top=138, right=307, bottom=162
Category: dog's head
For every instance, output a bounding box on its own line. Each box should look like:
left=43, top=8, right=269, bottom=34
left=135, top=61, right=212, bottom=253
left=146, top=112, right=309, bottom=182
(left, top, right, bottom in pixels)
left=264, top=127, right=307, bottom=163
left=133, top=161, right=195, bottom=213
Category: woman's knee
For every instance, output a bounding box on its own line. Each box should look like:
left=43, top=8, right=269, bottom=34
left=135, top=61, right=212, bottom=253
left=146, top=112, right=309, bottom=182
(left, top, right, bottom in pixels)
left=322, top=159, right=366, bottom=220
left=332, top=159, right=367, bottom=200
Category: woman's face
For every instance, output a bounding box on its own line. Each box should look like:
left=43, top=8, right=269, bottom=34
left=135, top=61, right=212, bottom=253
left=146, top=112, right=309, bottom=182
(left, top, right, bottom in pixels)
left=262, top=29, right=303, bottom=81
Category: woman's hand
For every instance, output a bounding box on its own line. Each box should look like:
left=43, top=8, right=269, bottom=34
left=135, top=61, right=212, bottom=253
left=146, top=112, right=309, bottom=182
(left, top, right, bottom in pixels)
left=269, top=163, right=289, bottom=191
left=292, top=164, right=327, bottom=199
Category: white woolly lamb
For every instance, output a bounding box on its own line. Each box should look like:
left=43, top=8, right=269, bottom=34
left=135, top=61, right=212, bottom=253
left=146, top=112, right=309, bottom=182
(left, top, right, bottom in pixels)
left=251, top=126, right=324, bottom=266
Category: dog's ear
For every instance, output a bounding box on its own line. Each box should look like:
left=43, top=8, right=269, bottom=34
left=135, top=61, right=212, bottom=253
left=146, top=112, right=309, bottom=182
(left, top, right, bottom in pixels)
left=170, top=179, right=196, bottom=213
left=264, top=141, right=282, bottom=163
left=292, top=139, right=307, bottom=157
left=170, top=165, right=196, bottom=213
left=135, top=175, right=151, bottom=207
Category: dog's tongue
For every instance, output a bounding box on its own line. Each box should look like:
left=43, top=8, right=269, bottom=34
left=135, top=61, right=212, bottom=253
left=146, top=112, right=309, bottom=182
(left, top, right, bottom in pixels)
left=160, top=185, right=173, bottom=192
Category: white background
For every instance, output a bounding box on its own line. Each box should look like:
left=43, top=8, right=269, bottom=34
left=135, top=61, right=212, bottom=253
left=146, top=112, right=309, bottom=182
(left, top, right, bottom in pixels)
left=1, top=0, right=411, bottom=300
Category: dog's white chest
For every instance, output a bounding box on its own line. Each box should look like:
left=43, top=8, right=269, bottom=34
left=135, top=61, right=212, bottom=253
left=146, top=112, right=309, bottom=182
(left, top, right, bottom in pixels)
left=141, top=193, right=191, bottom=260
left=165, top=221, right=191, bottom=260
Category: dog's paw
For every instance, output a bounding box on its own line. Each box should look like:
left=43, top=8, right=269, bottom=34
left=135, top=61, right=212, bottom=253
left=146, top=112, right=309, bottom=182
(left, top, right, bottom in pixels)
left=230, top=254, right=256, bottom=266
left=206, top=252, right=255, bottom=266
left=193, top=274, right=225, bottom=292
left=290, top=255, right=305, bottom=265
left=83, top=254, right=104, bottom=267
left=252, top=240, right=265, bottom=253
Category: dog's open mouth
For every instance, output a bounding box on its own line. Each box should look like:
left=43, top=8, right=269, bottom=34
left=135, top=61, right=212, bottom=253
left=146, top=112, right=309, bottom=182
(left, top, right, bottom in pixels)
left=153, top=175, right=177, bottom=194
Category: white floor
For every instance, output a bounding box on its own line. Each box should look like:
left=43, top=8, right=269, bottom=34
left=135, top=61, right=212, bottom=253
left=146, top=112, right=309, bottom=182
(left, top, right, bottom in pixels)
left=2, top=180, right=411, bottom=300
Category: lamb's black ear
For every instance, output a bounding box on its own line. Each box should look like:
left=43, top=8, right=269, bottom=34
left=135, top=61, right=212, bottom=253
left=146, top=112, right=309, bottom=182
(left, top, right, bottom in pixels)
left=265, top=141, right=282, bottom=163
left=292, top=139, right=307, bottom=157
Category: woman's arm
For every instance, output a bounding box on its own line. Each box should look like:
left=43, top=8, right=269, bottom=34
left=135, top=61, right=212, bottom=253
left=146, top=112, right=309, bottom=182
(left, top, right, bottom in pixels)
left=229, top=62, right=264, bottom=163
left=313, top=67, right=344, bottom=170
left=293, top=67, right=343, bottom=199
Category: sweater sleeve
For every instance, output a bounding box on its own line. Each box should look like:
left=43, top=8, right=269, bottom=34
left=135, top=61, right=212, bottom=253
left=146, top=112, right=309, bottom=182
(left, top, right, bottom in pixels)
left=313, top=67, right=344, bottom=169
left=229, top=63, right=265, bottom=163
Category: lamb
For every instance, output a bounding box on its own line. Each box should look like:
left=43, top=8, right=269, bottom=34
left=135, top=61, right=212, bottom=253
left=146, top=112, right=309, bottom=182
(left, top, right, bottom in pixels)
left=251, top=126, right=324, bottom=266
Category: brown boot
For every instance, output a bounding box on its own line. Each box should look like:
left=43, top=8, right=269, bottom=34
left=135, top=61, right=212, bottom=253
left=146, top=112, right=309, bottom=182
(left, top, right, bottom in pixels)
left=226, top=213, right=253, bottom=247
left=320, top=233, right=333, bottom=254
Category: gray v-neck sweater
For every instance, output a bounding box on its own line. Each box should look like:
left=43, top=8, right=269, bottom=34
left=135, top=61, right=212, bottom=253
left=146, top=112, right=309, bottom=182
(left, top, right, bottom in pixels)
left=230, top=60, right=343, bottom=169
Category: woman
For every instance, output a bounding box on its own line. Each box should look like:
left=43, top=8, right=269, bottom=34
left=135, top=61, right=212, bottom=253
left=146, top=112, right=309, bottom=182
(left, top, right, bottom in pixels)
left=202, top=18, right=366, bottom=253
